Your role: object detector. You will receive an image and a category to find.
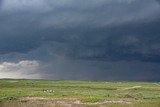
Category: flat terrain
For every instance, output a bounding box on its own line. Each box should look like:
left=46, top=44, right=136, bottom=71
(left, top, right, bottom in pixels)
left=0, top=80, right=160, bottom=107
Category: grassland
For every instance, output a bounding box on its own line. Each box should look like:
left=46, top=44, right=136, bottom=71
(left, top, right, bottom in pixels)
left=0, top=80, right=160, bottom=107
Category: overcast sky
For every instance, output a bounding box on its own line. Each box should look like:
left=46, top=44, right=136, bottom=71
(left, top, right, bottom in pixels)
left=0, top=0, right=160, bottom=81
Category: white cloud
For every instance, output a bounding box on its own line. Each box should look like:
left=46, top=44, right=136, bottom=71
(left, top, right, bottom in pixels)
left=0, top=60, right=41, bottom=79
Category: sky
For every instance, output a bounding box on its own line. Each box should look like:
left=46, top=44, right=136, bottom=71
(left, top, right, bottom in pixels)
left=0, top=0, right=160, bottom=81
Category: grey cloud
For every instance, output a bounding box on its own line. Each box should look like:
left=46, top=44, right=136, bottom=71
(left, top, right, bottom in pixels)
left=0, top=0, right=160, bottom=81
left=40, top=59, right=160, bottom=81
left=1, top=45, right=160, bottom=81
left=0, top=0, right=3, bottom=10
left=41, top=19, right=160, bottom=63
left=1, top=0, right=160, bottom=29
left=156, top=0, right=160, bottom=4
left=37, top=0, right=160, bottom=29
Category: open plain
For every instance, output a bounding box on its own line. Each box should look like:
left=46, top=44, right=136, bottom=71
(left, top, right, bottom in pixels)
left=0, top=80, right=160, bottom=107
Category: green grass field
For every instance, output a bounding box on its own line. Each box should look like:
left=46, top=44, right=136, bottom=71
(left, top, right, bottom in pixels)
left=0, top=80, right=160, bottom=107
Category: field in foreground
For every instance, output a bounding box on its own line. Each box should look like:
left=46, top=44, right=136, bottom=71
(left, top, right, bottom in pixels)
left=0, top=80, right=160, bottom=107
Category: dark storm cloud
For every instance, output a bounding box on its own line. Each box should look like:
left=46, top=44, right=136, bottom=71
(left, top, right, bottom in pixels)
left=0, top=0, right=3, bottom=10
left=157, top=0, right=160, bottom=4
left=44, top=20, right=160, bottom=63
left=1, top=0, right=160, bottom=62
left=0, top=0, right=160, bottom=81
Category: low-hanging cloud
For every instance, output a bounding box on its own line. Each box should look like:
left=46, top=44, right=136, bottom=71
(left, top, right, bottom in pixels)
left=0, top=60, right=41, bottom=79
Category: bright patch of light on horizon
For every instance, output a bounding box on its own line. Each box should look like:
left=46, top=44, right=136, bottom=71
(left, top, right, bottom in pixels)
left=0, top=60, right=42, bottom=79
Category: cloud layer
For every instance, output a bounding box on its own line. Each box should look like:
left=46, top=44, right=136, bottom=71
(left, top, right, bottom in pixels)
left=0, top=0, right=160, bottom=81
left=0, top=60, right=41, bottom=79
